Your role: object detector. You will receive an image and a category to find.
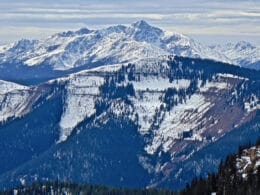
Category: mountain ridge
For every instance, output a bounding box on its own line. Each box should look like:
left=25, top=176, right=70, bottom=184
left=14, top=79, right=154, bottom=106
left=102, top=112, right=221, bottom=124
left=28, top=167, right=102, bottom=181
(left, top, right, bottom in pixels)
left=0, top=20, right=259, bottom=84
left=0, top=56, right=260, bottom=190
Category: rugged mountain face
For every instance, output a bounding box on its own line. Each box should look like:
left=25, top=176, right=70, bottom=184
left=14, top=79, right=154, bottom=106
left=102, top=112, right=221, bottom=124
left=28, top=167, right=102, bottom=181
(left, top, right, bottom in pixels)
left=1, top=21, right=259, bottom=84
left=0, top=80, right=63, bottom=176
left=2, top=21, right=259, bottom=83
left=211, top=41, right=260, bottom=70
left=0, top=21, right=228, bottom=71
left=0, top=56, right=259, bottom=190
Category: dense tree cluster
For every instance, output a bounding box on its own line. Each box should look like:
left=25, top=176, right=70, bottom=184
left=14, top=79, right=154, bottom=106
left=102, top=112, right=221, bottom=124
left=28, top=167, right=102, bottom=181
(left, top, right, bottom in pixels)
left=0, top=181, right=177, bottom=195
left=181, top=138, right=260, bottom=195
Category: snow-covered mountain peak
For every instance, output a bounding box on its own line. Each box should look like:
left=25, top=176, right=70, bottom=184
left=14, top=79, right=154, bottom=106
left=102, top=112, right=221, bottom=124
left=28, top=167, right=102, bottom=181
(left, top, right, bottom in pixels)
left=213, top=41, right=257, bottom=51
left=0, top=20, right=259, bottom=74
left=13, top=39, right=38, bottom=48
left=129, top=20, right=163, bottom=43
left=131, top=20, right=150, bottom=28
left=234, top=41, right=256, bottom=50
left=211, top=41, right=260, bottom=69
left=75, top=28, right=92, bottom=35
left=55, top=28, right=93, bottom=38
left=105, top=25, right=127, bottom=33
left=0, top=21, right=228, bottom=71
left=2, top=39, right=38, bottom=54
left=131, top=20, right=161, bottom=32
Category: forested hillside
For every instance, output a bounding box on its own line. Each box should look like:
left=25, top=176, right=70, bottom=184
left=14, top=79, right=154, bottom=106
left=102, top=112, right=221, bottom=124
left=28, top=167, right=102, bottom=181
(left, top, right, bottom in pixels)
left=0, top=181, right=177, bottom=195
left=181, top=139, right=260, bottom=195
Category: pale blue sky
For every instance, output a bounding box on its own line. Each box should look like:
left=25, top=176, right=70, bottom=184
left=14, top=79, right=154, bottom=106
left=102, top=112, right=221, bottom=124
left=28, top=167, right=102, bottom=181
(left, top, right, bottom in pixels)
left=0, top=0, right=259, bottom=45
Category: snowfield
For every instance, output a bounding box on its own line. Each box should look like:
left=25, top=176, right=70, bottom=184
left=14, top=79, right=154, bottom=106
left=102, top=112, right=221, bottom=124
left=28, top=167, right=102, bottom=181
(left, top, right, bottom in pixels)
left=1, top=20, right=258, bottom=73
left=59, top=74, right=105, bottom=142
left=0, top=80, right=31, bottom=122
left=145, top=93, right=212, bottom=155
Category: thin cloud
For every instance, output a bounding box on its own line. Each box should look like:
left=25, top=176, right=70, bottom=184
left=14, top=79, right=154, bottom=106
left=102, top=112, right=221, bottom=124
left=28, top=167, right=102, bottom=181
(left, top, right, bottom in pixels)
left=0, top=0, right=259, bottom=44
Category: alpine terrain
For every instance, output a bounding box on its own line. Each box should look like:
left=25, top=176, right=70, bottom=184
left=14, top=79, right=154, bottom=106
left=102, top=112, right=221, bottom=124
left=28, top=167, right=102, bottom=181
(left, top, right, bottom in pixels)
left=0, top=21, right=259, bottom=84
left=0, top=21, right=260, bottom=192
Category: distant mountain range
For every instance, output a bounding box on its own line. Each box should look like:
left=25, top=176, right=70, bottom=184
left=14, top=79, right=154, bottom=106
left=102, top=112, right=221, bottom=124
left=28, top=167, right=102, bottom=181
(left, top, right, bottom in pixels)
left=0, top=21, right=259, bottom=83
left=210, top=41, right=260, bottom=69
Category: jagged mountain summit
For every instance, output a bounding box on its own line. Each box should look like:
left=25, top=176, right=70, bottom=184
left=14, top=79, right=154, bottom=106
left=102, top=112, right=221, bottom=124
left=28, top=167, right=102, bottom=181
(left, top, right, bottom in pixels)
left=0, top=56, right=260, bottom=190
left=1, top=20, right=259, bottom=83
left=0, top=20, right=229, bottom=71
left=210, top=41, right=260, bottom=70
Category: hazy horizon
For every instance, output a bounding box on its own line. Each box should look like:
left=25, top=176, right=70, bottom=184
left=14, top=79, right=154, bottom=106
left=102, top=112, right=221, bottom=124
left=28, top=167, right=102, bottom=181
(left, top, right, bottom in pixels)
left=0, top=0, right=259, bottom=45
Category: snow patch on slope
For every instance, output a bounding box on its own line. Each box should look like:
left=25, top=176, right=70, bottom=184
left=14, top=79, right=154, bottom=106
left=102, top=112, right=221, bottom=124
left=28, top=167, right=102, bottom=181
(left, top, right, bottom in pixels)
left=217, top=73, right=249, bottom=80
left=132, top=76, right=190, bottom=91
left=236, top=146, right=260, bottom=178
left=131, top=92, right=163, bottom=134
left=0, top=80, right=29, bottom=94
left=244, top=95, right=260, bottom=112
left=199, top=80, right=230, bottom=92
left=58, top=74, right=105, bottom=142
left=145, top=93, right=212, bottom=155
left=0, top=80, right=31, bottom=122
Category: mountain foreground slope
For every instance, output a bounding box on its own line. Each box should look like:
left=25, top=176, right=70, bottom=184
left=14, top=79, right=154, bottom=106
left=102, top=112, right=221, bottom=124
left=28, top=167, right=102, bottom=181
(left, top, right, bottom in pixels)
left=181, top=139, right=260, bottom=195
left=3, top=140, right=260, bottom=195
left=0, top=56, right=260, bottom=190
